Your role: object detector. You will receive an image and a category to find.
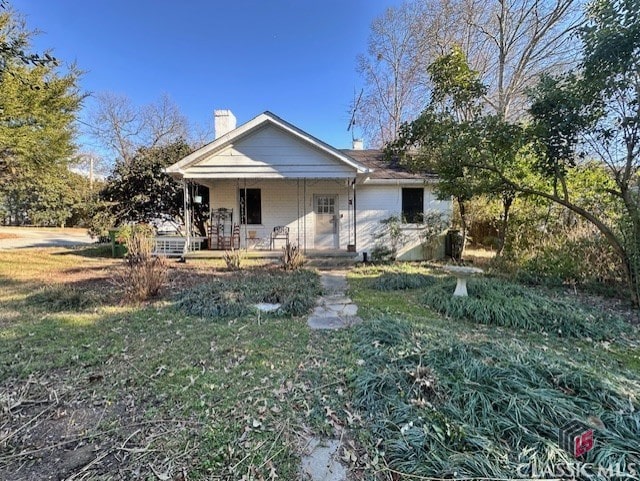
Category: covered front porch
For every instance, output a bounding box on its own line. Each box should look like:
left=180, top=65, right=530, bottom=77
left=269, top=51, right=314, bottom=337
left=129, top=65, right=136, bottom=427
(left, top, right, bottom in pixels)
left=187, top=178, right=358, bottom=253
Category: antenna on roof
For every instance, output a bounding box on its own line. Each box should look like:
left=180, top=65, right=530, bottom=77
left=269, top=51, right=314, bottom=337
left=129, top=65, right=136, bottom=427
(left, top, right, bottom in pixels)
left=347, top=88, right=363, bottom=141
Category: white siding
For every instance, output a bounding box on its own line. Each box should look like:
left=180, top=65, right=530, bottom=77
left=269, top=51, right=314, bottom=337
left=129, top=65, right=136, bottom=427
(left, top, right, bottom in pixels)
left=203, top=180, right=452, bottom=258
left=356, top=184, right=451, bottom=260
left=207, top=179, right=354, bottom=250
left=186, top=125, right=356, bottom=179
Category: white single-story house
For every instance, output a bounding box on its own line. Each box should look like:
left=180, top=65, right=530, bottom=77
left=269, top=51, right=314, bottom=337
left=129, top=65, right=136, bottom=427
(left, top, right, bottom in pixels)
left=165, top=110, right=451, bottom=260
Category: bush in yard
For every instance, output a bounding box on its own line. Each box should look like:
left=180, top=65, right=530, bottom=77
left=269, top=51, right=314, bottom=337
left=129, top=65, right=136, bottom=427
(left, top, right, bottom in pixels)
left=116, top=224, right=168, bottom=303
left=223, top=248, right=244, bottom=271
left=86, top=203, right=117, bottom=242
left=281, top=241, right=305, bottom=270
left=176, top=268, right=320, bottom=318
left=422, top=277, right=625, bottom=340
left=515, top=227, right=624, bottom=294
left=371, top=216, right=404, bottom=262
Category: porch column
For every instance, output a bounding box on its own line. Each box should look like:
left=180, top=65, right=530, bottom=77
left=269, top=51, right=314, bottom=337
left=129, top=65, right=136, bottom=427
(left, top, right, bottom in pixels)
left=182, top=180, right=191, bottom=256
left=297, top=178, right=301, bottom=247
left=352, top=178, right=357, bottom=251
left=303, top=178, right=307, bottom=253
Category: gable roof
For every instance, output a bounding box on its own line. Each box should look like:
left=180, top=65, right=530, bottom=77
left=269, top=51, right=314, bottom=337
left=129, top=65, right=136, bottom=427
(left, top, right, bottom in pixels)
left=342, top=149, right=437, bottom=182
left=165, top=111, right=371, bottom=177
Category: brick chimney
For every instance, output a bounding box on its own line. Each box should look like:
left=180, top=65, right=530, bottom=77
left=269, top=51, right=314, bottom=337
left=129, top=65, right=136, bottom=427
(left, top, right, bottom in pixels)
left=214, top=110, right=237, bottom=139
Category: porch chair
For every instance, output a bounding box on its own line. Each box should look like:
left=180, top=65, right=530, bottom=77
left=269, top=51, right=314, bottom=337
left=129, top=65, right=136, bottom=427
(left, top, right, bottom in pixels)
left=232, top=224, right=241, bottom=249
left=270, top=226, right=289, bottom=250
left=209, top=223, right=221, bottom=250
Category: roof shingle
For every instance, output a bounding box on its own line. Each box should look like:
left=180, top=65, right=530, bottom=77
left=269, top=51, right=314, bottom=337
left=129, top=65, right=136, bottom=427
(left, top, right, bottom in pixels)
left=341, top=149, right=436, bottom=180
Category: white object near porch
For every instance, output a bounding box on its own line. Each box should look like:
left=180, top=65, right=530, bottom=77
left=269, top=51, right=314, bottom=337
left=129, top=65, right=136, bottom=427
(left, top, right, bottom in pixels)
left=442, top=265, right=484, bottom=297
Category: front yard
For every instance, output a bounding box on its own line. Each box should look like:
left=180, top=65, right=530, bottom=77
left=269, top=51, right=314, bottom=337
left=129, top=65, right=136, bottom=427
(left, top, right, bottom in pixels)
left=0, top=248, right=639, bottom=480
left=0, top=248, right=350, bottom=480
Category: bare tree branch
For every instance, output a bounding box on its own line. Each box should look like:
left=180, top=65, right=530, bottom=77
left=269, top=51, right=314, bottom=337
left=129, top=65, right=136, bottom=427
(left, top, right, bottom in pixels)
left=356, top=0, right=584, bottom=146
left=87, top=92, right=190, bottom=165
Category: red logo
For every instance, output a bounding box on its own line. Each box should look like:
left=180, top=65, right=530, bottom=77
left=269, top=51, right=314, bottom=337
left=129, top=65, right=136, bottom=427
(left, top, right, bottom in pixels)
left=559, top=420, right=595, bottom=457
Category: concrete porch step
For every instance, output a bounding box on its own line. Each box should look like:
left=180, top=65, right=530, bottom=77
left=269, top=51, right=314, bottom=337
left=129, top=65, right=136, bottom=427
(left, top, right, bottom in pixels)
left=185, top=249, right=359, bottom=265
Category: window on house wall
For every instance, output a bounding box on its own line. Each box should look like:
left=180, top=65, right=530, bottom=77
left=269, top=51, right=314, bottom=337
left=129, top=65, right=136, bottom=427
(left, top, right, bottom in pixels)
left=239, top=188, right=262, bottom=225
left=402, top=188, right=424, bottom=223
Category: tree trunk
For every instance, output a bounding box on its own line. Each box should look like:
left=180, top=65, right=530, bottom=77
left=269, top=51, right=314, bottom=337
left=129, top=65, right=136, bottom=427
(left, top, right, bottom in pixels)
left=457, top=197, right=469, bottom=257
left=496, top=193, right=514, bottom=256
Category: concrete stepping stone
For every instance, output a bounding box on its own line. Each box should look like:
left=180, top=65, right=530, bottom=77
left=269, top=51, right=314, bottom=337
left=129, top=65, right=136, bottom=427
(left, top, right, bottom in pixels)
left=308, top=315, right=348, bottom=330
left=319, top=295, right=353, bottom=305
left=300, top=437, right=346, bottom=481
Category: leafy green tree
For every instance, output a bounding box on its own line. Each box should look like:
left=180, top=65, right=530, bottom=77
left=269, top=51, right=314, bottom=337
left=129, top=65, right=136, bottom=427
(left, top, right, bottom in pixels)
left=0, top=1, right=57, bottom=73
left=1, top=164, right=92, bottom=226
left=100, top=139, right=209, bottom=236
left=521, top=0, right=640, bottom=303
left=409, top=0, right=640, bottom=302
left=390, top=46, right=521, bottom=254
left=0, top=7, right=81, bottom=180
left=0, top=4, right=83, bottom=226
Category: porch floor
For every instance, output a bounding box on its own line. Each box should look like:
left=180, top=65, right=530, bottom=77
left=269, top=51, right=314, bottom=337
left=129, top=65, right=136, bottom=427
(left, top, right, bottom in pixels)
left=184, top=249, right=358, bottom=260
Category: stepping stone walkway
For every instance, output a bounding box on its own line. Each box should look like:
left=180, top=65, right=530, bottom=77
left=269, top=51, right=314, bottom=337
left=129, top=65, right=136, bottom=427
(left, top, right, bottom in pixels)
left=301, top=270, right=361, bottom=481
left=307, top=270, right=362, bottom=330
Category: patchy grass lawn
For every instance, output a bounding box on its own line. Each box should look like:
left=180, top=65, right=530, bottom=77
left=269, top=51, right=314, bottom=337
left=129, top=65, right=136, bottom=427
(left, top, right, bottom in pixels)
left=3, top=250, right=640, bottom=481
left=0, top=248, right=350, bottom=481
left=345, top=263, right=640, bottom=480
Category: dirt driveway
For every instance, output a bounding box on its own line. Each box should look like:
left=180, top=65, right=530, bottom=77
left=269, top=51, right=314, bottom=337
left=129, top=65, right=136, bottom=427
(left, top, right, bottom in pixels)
left=0, top=226, right=95, bottom=249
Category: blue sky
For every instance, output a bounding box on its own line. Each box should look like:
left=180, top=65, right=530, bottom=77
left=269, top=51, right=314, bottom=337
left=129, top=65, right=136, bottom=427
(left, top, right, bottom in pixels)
left=14, top=0, right=400, bottom=151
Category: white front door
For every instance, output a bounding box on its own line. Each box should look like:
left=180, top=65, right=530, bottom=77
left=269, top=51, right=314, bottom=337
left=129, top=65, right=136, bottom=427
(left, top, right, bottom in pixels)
left=314, top=195, right=338, bottom=249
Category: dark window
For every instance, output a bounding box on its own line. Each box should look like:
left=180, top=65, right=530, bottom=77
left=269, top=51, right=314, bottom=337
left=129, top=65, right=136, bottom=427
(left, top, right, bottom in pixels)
left=402, top=188, right=424, bottom=223
left=240, top=188, right=262, bottom=225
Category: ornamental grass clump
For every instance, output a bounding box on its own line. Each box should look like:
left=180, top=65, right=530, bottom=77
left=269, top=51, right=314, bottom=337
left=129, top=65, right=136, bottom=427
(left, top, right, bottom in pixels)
left=422, top=277, right=625, bottom=340
left=372, top=272, right=436, bottom=291
left=281, top=241, right=305, bottom=270
left=117, top=224, right=168, bottom=303
left=351, top=317, right=640, bottom=479
left=176, top=268, right=320, bottom=319
left=223, top=248, right=244, bottom=271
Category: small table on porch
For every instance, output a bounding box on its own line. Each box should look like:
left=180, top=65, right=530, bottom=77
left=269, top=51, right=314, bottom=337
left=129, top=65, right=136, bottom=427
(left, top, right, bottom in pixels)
left=441, top=265, right=484, bottom=297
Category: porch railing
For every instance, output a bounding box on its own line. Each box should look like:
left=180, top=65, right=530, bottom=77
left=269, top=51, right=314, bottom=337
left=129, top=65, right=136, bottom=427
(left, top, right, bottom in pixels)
left=153, top=236, right=206, bottom=257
